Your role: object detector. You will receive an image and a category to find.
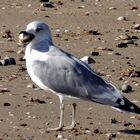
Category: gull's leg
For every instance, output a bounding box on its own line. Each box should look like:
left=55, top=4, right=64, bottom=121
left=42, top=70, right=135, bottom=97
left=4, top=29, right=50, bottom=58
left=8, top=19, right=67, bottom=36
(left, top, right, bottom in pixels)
left=47, top=96, right=64, bottom=131
left=63, top=103, right=76, bottom=130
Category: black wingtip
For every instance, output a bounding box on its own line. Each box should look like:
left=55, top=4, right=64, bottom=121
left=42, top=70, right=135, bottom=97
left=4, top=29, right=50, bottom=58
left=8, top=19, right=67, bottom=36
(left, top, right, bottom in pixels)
left=114, top=97, right=140, bottom=114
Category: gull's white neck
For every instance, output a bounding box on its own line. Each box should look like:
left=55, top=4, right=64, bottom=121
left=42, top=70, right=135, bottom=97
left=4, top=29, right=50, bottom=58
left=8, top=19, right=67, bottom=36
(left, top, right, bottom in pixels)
left=25, top=40, right=52, bottom=62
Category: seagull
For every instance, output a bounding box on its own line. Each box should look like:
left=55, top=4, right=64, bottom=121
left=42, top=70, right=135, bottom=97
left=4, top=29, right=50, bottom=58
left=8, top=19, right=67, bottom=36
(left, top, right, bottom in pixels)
left=18, top=21, right=140, bottom=131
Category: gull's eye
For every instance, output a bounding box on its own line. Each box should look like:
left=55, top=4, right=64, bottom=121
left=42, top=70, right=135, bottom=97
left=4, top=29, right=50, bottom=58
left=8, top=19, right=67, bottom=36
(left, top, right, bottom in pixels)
left=36, top=27, right=42, bottom=32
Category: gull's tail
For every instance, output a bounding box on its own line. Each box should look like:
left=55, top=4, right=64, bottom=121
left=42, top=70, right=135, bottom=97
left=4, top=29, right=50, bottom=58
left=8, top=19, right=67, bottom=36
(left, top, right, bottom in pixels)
left=113, top=97, right=140, bottom=114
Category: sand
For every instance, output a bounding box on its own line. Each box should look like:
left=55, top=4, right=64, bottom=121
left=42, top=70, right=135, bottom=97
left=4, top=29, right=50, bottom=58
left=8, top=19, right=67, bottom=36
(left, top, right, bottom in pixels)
left=0, top=0, right=140, bottom=139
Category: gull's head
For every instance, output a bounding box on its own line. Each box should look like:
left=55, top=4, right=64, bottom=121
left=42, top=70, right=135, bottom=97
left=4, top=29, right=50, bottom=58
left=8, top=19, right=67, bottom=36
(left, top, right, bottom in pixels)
left=19, top=21, right=52, bottom=45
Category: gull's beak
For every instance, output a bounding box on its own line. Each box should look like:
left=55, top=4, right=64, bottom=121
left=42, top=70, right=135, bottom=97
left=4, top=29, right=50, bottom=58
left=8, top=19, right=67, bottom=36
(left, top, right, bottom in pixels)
left=18, top=31, right=35, bottom=45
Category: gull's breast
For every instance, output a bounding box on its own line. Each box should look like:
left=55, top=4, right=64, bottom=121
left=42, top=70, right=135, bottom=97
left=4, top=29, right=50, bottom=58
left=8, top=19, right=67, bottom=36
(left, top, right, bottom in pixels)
left=25, top=46, right=51, bottom=91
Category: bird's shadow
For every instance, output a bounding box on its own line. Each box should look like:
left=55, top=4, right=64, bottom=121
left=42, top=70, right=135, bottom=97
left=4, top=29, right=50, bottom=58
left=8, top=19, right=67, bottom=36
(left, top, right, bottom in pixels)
left=119, top=129, right=140, bottom=135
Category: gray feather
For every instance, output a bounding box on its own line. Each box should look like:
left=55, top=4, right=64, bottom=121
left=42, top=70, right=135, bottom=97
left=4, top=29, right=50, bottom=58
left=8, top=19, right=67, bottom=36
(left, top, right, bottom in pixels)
left=32, top=48, right=121, bottom=106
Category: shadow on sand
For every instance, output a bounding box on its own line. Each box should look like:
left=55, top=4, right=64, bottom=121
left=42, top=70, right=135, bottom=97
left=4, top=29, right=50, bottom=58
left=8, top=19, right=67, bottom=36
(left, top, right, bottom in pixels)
left=120, top=129, right=140, bottom=135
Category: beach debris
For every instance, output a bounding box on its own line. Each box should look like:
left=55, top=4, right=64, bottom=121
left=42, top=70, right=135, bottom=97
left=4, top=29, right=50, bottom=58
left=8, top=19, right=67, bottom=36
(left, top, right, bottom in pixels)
left=121, top=83, right=132, bottom=93
left=132, top=24, right=140, bottom=30
left=30, top=98, right=46, bottom=104
left=3, top=102, right=11, bottom=106
left=40, top=2, right=55, bottom=8
left=91, top=51, right=99, bottom=56
left=117, top=43, right=128, bottom=48
left=117, top=16, right=127, bottom=21
left=0, top=57, right=16, bottom=66
left=80, top=56, right=96, bottom=64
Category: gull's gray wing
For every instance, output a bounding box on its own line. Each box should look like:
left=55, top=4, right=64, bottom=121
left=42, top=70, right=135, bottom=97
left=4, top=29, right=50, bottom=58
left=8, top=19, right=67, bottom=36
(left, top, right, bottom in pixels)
left=32, top=50, right=122, bottom=106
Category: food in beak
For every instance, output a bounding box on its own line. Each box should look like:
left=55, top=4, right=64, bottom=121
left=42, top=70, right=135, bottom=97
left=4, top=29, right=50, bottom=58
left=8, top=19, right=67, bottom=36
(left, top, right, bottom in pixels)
left=18, top=31, right=35, bottom=44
